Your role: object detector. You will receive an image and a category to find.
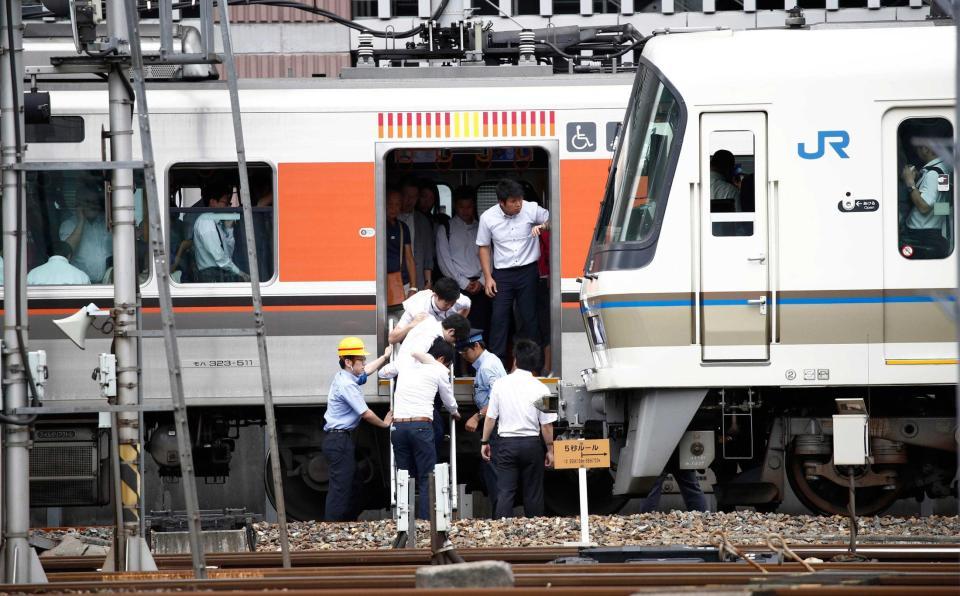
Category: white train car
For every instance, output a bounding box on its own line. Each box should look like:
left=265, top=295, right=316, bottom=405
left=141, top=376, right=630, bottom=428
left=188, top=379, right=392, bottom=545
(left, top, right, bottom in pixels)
left=578, top=24, right=958, bottom=514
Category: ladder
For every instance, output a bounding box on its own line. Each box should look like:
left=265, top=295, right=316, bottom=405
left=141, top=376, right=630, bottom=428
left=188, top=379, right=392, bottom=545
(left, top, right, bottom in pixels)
left=118, top=0, right=292, bottom=576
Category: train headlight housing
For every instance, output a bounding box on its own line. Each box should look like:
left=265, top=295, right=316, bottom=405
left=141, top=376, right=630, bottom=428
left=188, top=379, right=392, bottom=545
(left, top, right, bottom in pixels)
left=586, top=313, right=606, bottom=349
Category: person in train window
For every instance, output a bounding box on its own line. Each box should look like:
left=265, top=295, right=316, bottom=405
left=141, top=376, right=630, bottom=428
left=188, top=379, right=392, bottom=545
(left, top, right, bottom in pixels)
left=399, top=177, right=435, bottom=291
left=476, top=179, right=549, bottom=364
left=458, top=329, right=507, bottom=514
left=192, top=186, right=249, bottom=283
left=386, top=188, right=417, bottom=312
left=379, top=313, right=470, bottom=380
left=900, top=124, right=953, bottom=258
left=27, top=241, right=91, bottom=286
left=388, top=277, right=470, bottom=345
left=391, top=337, right=460, bottom=519
left=323, top=337, right=394, bottom=522
left=709, top=150, right=740, bottom=213
left=58, top=182, right=112, bottom=283
left=480, top=339, right=556, bottom=519
left=436, top=186, right=492, bottom=338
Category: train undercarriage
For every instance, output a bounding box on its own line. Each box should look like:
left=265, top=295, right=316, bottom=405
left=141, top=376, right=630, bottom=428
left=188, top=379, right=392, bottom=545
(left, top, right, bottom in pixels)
left=28, top=384, right=956, bottom=522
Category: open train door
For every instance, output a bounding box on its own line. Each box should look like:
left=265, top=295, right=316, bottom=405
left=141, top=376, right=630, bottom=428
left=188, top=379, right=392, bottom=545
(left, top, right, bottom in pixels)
left=699, top=113, right=770, bottom=361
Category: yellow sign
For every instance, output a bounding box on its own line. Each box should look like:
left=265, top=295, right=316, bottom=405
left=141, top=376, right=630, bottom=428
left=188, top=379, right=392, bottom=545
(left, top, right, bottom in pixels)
left=554, top=439, right=611, bottom=469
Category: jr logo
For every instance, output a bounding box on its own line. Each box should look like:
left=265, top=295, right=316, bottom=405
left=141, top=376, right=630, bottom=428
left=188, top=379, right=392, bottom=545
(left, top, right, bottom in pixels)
left=797, top=130, right=850, bottom=160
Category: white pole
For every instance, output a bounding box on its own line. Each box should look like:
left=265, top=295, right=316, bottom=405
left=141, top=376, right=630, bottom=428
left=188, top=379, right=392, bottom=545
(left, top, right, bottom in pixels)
left=448, top=363, right=458, bottom=515
left=577, top=466, right=589, bottom=545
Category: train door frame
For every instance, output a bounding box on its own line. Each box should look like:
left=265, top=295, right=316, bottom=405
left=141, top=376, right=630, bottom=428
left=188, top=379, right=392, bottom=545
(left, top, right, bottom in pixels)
left=698, top=112, right=771, bottom=362
left=374, top=140, right=562, bottom=383
left=880, top=106, right=958, bottom=362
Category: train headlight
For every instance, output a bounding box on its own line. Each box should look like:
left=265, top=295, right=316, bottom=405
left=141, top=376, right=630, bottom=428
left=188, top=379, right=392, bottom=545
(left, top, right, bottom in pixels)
left=586, top=314, right=606, bottom=349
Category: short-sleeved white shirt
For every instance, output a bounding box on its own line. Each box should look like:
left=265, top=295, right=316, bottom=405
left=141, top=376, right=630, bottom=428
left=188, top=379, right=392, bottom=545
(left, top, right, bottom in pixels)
left=486, top=369, right=558, bottom=437
left=476, top=201, right=548, bottom=269
left=398, top=290, right=470, bottom=328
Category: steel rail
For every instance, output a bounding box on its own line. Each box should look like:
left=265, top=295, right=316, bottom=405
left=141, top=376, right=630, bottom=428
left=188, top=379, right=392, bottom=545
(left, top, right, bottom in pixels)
left=35, top=543, right=960, bottom=572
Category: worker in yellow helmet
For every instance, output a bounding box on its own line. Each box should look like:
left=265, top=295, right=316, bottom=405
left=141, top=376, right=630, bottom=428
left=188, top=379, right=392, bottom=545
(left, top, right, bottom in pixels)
left=322, top=337, right=393, bottom=521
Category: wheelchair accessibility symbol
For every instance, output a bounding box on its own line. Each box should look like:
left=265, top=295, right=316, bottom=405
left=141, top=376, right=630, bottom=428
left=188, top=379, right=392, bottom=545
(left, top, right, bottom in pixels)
left=567, top=122, right=597, bottom=152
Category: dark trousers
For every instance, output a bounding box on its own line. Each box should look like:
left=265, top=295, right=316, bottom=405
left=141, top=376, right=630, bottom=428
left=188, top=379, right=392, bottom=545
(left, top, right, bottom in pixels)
left=464, top=285, right=492, bottom=335
left=494, top=436, right=545, bottom=519
left=391, top=421, right=436, bottom=519
left=480, top=432, right=499, bottom=514
left=638, top=468, right=707, bottom=513
left=322, top=431, right=356, bottom=521
left=489, top=263, right=540, bottom=362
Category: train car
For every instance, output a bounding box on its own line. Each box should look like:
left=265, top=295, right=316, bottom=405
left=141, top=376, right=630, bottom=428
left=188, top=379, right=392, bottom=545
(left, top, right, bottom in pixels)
left=576, top=24, right=958, bottom=515
left=23, top=66, right=633, bottom=522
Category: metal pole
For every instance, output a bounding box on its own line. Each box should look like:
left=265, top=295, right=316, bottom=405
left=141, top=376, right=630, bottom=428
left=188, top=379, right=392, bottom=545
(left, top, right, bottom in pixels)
left=0, top=0, right=30, bottom=581
left=120, top=0, right=207, bottom=578
left=448, top=364, right=457, bottom=516
left=216, top=0, right=290, bottom=569
left=106, top=0, right=144, bottom=561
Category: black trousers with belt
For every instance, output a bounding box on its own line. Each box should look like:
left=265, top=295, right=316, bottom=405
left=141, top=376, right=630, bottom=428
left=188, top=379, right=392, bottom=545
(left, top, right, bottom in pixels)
left=489, top=262, right=539, bottom=362
left=493, top=435, right=545, bottom=519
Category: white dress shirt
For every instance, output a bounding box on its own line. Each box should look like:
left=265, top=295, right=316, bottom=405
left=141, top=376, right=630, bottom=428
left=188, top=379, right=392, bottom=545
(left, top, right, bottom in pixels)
left=58, top=214, right=112, bottom=283
left=398, top=289, right=470, bottom=328
left=476, top=201, right=548, bottom=269
left=393, top=360, right=457, bottom=420
left=193, top=214, right=241, bottom=275
left=28, top=255, right=91, bottom=285
left=907, top=157, right=952, bottom=231
left=436, top=216, right=483, bottom=289
left=378, top=317, right=443, bottom=379
left=486, top=369, right=558, bottom=437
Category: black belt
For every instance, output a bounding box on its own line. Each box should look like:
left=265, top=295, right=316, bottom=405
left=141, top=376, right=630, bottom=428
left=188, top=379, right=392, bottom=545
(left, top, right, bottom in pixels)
left=496, top=262, right=537, bottom=272
left=326, top=428, right=353, bottom=434
left=499, top=435, right=541, bottom=440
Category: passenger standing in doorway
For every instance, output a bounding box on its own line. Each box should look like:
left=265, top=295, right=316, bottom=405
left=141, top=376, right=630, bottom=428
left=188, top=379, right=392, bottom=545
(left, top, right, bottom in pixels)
left=386, top=189, right=417, bottom=314
left=458, top=329, right=507, bottom=513
left=900, top=123, right=954, bottom=257
left=323, top=337, right=393, bottom=521
left=476, top=179, right=549, bottom=364
left=400, top=177, right=435, bottom=291
left=391, top=337, right=460, bottom=519
left=436, top=186, right=492, bottom=336
left=480, top=339, right=556, bottom=519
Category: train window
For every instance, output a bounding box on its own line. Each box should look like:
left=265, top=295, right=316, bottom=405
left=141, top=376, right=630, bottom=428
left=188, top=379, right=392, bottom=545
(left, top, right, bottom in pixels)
left=167, top=163, right=275, bottom=283
left=25, top=116, right=84, bottom=143
left=602, top=68, right=683, bottom=244
left=22, top=170, right=148, bottom=285
left=709, top=130, right=755, bottom=237
left=897, top=117, right=954, bottom=260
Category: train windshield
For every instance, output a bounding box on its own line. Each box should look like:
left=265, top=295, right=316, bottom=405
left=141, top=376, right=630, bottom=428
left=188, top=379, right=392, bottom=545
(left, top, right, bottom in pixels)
left=594, top=66, right=683, bottom=251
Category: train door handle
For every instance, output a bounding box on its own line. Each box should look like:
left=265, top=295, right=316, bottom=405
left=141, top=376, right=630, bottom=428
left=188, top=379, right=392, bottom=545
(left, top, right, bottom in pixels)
left=747, top=296, right=767, bottom=315
left=747, top=253, right=766, bottom=264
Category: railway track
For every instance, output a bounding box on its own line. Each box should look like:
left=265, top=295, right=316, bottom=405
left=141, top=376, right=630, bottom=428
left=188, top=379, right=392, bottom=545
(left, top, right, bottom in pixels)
left=14, top=544, right=958, bottom=594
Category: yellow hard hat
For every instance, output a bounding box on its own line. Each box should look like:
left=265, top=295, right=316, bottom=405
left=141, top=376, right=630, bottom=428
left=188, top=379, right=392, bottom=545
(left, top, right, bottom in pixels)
left=337, top=336, right=370, bottom=357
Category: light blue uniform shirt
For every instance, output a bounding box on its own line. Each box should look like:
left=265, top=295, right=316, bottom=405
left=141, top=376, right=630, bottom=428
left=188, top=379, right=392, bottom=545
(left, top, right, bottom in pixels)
left=28, top=255, right=92, bottom=285
left=472, top=349, right=507, bottom=410
left=323, top=369, right=370, bottom=431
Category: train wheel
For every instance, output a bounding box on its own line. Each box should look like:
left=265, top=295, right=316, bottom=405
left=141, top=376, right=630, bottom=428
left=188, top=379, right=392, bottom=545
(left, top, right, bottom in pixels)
left=264, top=452, right=327, bottom=522
left=786, top=446, right=903, bottom=516
left=543, top=469, right=629, bottom=516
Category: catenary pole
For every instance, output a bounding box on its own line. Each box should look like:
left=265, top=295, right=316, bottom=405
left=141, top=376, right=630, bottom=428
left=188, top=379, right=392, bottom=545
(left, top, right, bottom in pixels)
left=0, top=0, right=31, bottom=581
left=106, top=0, right=145, bottom=561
